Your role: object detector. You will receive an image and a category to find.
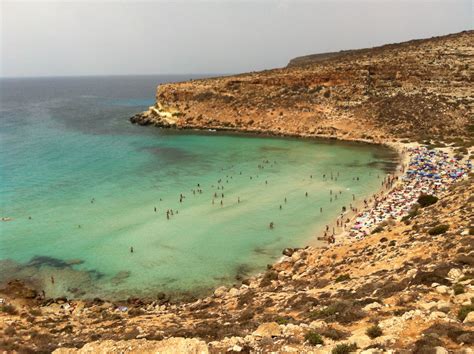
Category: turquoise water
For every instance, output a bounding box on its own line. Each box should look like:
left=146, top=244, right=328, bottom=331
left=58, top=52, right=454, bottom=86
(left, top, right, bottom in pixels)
left=0, top=76, right=397, bottom=299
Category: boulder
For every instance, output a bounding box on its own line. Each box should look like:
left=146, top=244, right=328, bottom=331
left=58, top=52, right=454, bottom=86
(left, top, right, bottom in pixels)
left=463, top=311, right=474, bottom=324
left=447, top=268, right=463, bottom=281
left=252, top=322, right=282, bottom=337
left=363, top=302, right=383, bottom=311
left=435, top=285, right=450, bottom=295
left=436, top=301, right=451, bottom=313
left=213, top=286, right=227, bottom=298
left=228, top=288, right=240, bottom=297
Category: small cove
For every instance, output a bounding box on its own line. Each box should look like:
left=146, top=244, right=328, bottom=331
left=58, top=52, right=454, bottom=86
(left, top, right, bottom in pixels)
left=0, top=76, right=398, bottom=299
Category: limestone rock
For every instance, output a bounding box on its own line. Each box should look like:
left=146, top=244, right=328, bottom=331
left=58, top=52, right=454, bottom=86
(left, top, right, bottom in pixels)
left=253, top=322, right=282, bottom=337
left=214, top=286, right=227, bottom=298
left=447, top=268, right=463, bottom=281
left=463, top=311, right=474, bottom=324
left=435, top=285, right=450, bottom=294
left=363, top=302, right=382, bottom=311
left=434, top=347, right=449, bottom=354
left=53, top=338, right=209, bottom=354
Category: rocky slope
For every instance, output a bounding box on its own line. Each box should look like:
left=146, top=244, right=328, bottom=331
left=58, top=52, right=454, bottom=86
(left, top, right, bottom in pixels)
left=131, top=31, right=473, bottom=145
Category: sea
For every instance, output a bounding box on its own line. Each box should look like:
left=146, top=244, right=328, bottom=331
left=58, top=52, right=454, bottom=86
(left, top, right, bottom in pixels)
left=0, top=75, right=398, bottom=300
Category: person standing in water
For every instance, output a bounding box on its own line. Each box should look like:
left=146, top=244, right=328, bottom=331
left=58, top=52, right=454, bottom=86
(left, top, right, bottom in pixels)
left=269, top=222, right=274, bottom=229
left=130, top=246, right=134, bottom=253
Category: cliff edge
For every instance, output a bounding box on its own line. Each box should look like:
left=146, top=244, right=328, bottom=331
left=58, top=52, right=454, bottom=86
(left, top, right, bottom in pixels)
left=131, top=31, right=473, bottom=145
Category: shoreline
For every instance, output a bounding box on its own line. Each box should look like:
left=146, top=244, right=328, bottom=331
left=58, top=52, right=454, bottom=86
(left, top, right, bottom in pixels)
left=1, top=126, right=402, bottom=305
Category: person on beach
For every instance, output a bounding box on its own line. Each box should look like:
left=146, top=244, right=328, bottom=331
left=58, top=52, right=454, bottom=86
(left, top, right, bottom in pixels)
left=320, top=207, right=323, bottom=213
left=284, top=197, right=287, bottom=203
left=51, top=276, right=55, bottom=284
left=238, top=197, right=240, bottom=203
left=305, top=192, right=308, bottom=197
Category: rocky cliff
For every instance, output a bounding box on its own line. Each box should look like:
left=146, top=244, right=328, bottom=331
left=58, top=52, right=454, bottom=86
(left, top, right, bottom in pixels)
left=131, top=31, right=473, bottom=145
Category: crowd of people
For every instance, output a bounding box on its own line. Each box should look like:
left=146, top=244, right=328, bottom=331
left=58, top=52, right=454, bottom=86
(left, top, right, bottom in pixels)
left=346, top=146, right=471, bottom=239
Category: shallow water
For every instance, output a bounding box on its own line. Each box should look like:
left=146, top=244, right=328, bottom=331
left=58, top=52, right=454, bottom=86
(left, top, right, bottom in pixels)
left=0, top=76, right=398, bottom=299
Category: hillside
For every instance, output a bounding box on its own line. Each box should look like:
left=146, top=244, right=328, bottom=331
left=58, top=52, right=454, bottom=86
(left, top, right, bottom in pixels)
left=131, top=31, right=473, bottom=146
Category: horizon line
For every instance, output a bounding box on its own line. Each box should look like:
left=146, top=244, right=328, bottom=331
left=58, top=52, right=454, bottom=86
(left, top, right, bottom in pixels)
left=0, top=73, right=235, bottom=80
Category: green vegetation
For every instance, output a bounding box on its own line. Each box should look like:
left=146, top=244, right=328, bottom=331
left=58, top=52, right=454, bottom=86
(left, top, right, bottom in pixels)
left=309, top=301, right=366, bottom=324
left=274, top=316, right=291, bottom=325
left=417, top=194, right=438, bottom=207
left=428, top=224, right=449, bottom=235
left=457, top=304, right=474, bottom=322
left=453, top=284, right=465, bottom=295
left=332, top=343, right=357, bottom=354
left=0, top=304, right=18, bottom=315
left=335, top=274, right=351, bottom=283
left=366, top=324, right=383, bottom=339
left=305, top=331, right=324, bottom=346
left=320, top=326, right=350, bottom=340
left=371, top=226, right=384, bottom=234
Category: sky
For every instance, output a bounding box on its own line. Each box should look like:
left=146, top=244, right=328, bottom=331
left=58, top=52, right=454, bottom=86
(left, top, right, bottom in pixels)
left=0, top=0, right=472, bottom=77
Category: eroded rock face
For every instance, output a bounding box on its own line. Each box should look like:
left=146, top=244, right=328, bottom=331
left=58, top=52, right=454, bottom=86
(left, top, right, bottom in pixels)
left=53, top=338, right=209, bottom=354
left=131, top=31, right=473, bottom=143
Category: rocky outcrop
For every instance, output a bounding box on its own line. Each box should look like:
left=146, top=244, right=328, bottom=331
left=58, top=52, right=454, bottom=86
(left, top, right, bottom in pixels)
left=53, top=338, right=208, bottom=354
left=131, top=31, right=473, bottom=145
